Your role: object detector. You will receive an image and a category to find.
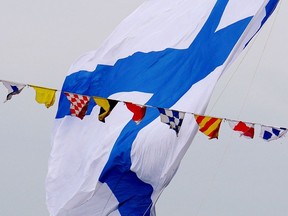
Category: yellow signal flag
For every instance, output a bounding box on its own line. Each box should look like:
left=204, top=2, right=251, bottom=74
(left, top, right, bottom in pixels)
left=194, top=115, right=222, bottom=139
left=93, top=97, right=118, bottom=122
left=31, top=85, right=56, bottom=108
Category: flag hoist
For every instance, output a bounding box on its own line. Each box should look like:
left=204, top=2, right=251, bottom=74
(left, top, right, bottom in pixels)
left=45, top=1, right=279, bottom=215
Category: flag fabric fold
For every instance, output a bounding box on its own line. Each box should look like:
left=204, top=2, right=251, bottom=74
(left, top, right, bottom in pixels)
left=31, top=85, right=56, bottom=108
left=46, top=1, right=279, bottom=215
left=260, top=126, right=287, bottom=141
left=194, top=115, right=222, bottom=139
left=93, top=97, right=118, bottom=122
left=125, top=102, right=146, bottom=124
left=1, top=81, right=26, bottom=102
left=158, top=108, right=185, bottom=136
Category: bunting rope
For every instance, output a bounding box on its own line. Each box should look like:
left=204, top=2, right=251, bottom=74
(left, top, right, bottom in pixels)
left=0, top=79, right=287, bottom=141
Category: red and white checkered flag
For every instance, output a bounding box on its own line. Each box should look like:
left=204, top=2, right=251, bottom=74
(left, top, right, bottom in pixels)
left=64, top=92, right=90, bottom=119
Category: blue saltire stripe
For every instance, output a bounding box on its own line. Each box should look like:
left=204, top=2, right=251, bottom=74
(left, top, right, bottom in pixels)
left=245, top=0, right=279, bottom=47
left=56, top=0, right=278, bottom=215
left=261, top=0, right=279, bottom=26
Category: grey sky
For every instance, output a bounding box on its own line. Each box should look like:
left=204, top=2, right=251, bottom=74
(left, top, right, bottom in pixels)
left=0, top=1, right=288, bottom=215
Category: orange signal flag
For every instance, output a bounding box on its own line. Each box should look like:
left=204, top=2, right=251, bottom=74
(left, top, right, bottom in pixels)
left=194, top=115, right=222, bottom=139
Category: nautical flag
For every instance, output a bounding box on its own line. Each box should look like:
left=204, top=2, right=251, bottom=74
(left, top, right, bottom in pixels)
left=260, top=126, right=287, bottom=141
left=194, top=115, right=222, bottom=139
left=93, top=97, right=118, bottom=122
left=158, top=108, right=185, bottom=136
left=1, top=81, right=26, bottom=102
left=125, top=102, right=146, bottom=124
left=228, top=120, right=255, bottom=139
left=31, top=85, right=56, bottom=108
left=46, top=1, right=279, bottom=215
left=64, top=93, right=90, bottom=120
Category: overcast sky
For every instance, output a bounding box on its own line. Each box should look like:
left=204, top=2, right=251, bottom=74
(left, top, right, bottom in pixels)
left=1, top=1, right=288, bottom=215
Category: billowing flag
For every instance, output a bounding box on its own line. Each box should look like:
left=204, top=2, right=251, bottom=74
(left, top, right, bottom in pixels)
left=64, top=93, right=90, bottom=120
left=1, top=81, right=26, bottom=102
left=158, top=108, right=185, bottom=136
left=46, top=1, right=279, bottom=215
left=194, top=115, right=222, bottom=139
left=93, top=97, right=118, bottom=122
left=260, top=126, right=287, bottom=141
left=228, top=120, right=255, bottom=139
left=125, top=102, right=146, bottom=124
left=31, top=85, right=56, bottom=108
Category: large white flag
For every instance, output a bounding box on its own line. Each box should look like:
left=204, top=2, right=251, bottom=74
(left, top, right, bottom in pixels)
left=46, top=0, right=279, bottom=215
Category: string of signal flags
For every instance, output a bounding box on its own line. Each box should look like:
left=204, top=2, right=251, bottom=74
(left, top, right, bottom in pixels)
left=0, top=79, right=287, bottom=142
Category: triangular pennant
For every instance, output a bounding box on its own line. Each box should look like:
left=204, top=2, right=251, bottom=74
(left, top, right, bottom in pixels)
left=1, top=81, right=26, bottom=102
left=31, top=85, right=56, bottom=108
left=158, top=108, right=185, bottom=136
left=65, top=92, right=90, bottom=120
left=260, top=126, right=287, bottom=142
left=125, top=102, right=146, bottom=124
left=228, top=120, right=254, bottom=139
left=194, top=115, right=222, bottom=139
left=93, top=97, right=118, bottom=122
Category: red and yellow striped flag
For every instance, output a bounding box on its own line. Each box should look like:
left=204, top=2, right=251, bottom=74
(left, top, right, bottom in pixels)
left=194, top=115, right=222, bottom=139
